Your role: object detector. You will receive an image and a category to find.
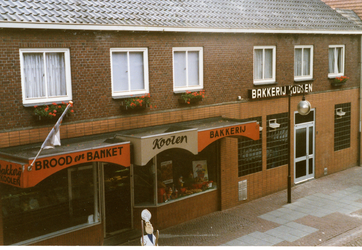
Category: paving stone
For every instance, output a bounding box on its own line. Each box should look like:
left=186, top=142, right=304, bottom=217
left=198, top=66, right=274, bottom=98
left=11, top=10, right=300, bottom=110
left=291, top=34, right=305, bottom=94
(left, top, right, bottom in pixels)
left=121, top=167, right=362, bottom=246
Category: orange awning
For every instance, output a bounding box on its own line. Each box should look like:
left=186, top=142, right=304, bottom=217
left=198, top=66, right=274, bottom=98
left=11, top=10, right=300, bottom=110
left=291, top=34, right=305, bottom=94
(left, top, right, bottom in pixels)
left=0, top=134, right=131, bottom=188
left=198, top=121, right=260, bottom=152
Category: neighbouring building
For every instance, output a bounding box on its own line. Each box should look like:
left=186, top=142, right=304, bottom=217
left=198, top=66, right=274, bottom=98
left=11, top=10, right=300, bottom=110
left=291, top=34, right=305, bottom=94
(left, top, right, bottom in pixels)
left=0, top=0, right=361, bottom=246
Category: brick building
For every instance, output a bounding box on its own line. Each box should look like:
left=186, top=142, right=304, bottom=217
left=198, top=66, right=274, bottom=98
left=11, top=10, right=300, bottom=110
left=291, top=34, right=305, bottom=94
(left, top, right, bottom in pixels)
left=0, top=0, right=361, bottom=246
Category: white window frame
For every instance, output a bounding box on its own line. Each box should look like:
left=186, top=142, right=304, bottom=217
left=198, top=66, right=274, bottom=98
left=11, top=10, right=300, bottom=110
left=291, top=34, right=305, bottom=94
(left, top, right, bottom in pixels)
left=253, top=46, right=276, bottom=85
left=294, top=45, right=314, bottom=81
left=172, top=47, right=204, bottom=93
left=110, top=48, right=149, bottom=98
left=20, top=48, right=72, bottom=106
left=328, top=45, right=345, bottom=78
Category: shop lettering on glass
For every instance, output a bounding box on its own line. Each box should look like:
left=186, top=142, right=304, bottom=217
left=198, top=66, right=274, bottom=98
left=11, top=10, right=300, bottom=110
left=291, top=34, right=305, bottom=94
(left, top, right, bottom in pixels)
left=249, top=83, right=313, bottom=100
left=0, top=163, right=22, bottom=186
left=35, top=146, right=124, bottom=170
left=153, top=135, right=187, bottom=150
left=209, top=126, right=246, bottom=138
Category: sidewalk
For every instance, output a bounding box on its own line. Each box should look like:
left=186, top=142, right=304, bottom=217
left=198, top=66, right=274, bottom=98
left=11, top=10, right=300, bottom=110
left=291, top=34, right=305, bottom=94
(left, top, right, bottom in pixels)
left=121, top=166, right=362, bottom=246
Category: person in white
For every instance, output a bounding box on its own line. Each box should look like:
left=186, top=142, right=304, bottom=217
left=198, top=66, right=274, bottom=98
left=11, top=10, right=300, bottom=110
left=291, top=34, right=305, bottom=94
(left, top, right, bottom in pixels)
left=140, top=209, right=159, bottom=246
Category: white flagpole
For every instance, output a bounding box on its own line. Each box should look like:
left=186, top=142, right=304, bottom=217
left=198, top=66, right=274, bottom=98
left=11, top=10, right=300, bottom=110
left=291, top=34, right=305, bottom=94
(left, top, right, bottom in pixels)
left=28, top=101, right=73, bottom=171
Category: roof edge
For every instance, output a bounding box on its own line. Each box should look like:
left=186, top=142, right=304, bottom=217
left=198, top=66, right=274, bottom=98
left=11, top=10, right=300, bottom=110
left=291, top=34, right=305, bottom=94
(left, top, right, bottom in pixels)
left=1, top=22, right=362, bottom=35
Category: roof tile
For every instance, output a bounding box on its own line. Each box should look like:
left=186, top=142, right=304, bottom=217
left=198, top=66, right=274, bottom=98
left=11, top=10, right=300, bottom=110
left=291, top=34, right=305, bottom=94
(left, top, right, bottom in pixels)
left=0, top=0, right=360, bottom=31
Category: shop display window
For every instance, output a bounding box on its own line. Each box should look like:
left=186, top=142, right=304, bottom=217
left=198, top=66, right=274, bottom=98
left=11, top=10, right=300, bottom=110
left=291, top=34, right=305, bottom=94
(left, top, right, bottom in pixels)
left=157, top=142, right=218, bottom=205
left=134, top=161, right=156, bottom=206
left=266, top=113, right=288, bottom=169
left=1, top=163, right=99, bottom=245
left=334, top=103, right=351, bottom=151
left=133, top=142, right=218, bottom=207
left=238, top=117, right=262, bottom=177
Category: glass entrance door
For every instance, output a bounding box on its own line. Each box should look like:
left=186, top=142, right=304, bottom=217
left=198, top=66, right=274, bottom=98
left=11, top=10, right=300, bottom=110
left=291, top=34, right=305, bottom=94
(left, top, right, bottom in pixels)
left=102, top=163, right=131, bottom=236
left=294, top=122, right=314, bottom=183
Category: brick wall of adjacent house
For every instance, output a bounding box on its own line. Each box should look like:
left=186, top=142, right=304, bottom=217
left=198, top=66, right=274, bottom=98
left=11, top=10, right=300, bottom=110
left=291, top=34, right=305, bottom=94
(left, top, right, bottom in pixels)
left=321, top=0, right=362, bottom=19
left=0, top=29, right=360, bottom=132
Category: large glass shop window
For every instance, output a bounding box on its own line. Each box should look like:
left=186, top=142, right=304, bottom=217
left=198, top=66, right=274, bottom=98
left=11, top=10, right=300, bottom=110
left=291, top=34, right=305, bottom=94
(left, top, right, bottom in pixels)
left=1, top=163, right=99, bottom=245
left=157, top=143, right=218, bottom=204
left=134, top=142, right=218, bottom=206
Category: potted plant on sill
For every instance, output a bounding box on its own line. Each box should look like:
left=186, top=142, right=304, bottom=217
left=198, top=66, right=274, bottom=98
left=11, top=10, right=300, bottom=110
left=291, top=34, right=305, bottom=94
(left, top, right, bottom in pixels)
left=120, top=94, right=151, bottom=111
left=34, top=102, right=74, bottom=121
left=331, top=76, right=349, bottom=87
left=178, top=90, right=206, bottom=105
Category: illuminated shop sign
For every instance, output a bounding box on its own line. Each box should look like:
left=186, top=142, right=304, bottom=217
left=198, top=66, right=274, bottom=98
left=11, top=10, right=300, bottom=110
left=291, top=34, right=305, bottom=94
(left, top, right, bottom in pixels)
left=248, top=83, right=313, bottom=100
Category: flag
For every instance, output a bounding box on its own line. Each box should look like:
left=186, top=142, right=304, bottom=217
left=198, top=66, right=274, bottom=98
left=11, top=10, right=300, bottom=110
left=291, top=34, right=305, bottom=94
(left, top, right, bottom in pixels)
left=43, top=117, right=62, bottom=149
left=42, top=102, right=72, bottom=149
left=28, top=101, right=73, bottom=171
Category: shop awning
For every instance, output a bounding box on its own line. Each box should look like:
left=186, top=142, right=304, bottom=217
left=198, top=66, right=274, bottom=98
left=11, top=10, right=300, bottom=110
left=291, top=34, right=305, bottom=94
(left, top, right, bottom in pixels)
left=0, top=133, right=131, bottom=188
left=117, top=117, right=260, bottom=166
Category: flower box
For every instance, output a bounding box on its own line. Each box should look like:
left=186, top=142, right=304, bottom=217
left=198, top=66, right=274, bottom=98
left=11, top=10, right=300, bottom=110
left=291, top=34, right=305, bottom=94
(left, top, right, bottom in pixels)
left=120, top=102, right=148, bottom=111
left=120, top=94, right=151, bottom=112
left=179, top=90, right=206, bottom=105
left=178, top=98, right=202, bottom=105
left=34, top=102, right=73, bottom=121
left=331, top=76, right=348, bottom=87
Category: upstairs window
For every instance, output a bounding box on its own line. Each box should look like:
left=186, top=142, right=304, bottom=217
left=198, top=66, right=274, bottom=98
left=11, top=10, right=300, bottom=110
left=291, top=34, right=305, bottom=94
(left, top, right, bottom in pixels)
left=328, top=45, right=345, bottom=78
left=20, top=49, right=72, bottom=106
left=253, top=46, right=276, bottom=85
left=111, top=48, right=149, bottom=98
left=294, top=45, right=313, bottom=81
left=173, top=47, right=203, bottom=92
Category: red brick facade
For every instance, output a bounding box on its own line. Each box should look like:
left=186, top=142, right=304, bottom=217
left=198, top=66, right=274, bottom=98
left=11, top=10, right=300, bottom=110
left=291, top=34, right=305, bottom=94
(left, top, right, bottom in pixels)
left=0, top=30, right=360, bottom=131
left=0, top=28, right=361, bottom=245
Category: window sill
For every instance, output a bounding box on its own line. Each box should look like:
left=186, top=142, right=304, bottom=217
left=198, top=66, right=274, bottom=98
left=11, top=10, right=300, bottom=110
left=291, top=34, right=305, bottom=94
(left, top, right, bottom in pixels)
left=328, top=74, right=344, bottom=79
left=173, top=88, right=204, bottom=94
left=112, top=93, right=149, bottom=99
left=23, top=99, right=72, bottom=107
left=253, top=81, right=278, bottom=86
left=294, top=78, right=314, bottom=82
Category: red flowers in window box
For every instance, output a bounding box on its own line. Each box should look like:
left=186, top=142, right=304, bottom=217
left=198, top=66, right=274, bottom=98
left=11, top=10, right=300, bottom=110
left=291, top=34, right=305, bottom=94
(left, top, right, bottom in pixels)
left=333, top=76, right=349, bottom=84
left=121, top=94, right=151, bottom=110
left=179, top=90, right=206, bottom=105
left=34, top=102, right=74, bottom=119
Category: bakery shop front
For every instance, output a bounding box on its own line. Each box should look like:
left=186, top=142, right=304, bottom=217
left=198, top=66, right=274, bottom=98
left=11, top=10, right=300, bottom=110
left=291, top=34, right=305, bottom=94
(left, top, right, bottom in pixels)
left=0, top=117, right=259, bottom=245
left=117, top=117, right=259, bottom=230
left=0, top=134, right=132, bottom=245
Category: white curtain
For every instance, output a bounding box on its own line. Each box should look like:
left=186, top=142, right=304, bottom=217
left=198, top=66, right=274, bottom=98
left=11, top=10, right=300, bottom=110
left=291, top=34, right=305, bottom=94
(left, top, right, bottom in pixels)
left=294, top=49, right=302, bottom=77
left=328, top=48, right=334, bottom=74
left=23, top=53, right=45, bottom=98
left=188, top=51, right=199, bottom=86
left=254, top=49, right=263, bottom=80
left=129, top=52, right=144, bottom=91
left=174, top=51, right=186, bottom=87
left=46, top=53, right=66, bottom=97
left=303, top=48, right=310, bottom=76
left=337, top=48, right=343, bottom=74
left=264, top=49, right=273, bottom=79
left=112, top=52, right=129, bottom=92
